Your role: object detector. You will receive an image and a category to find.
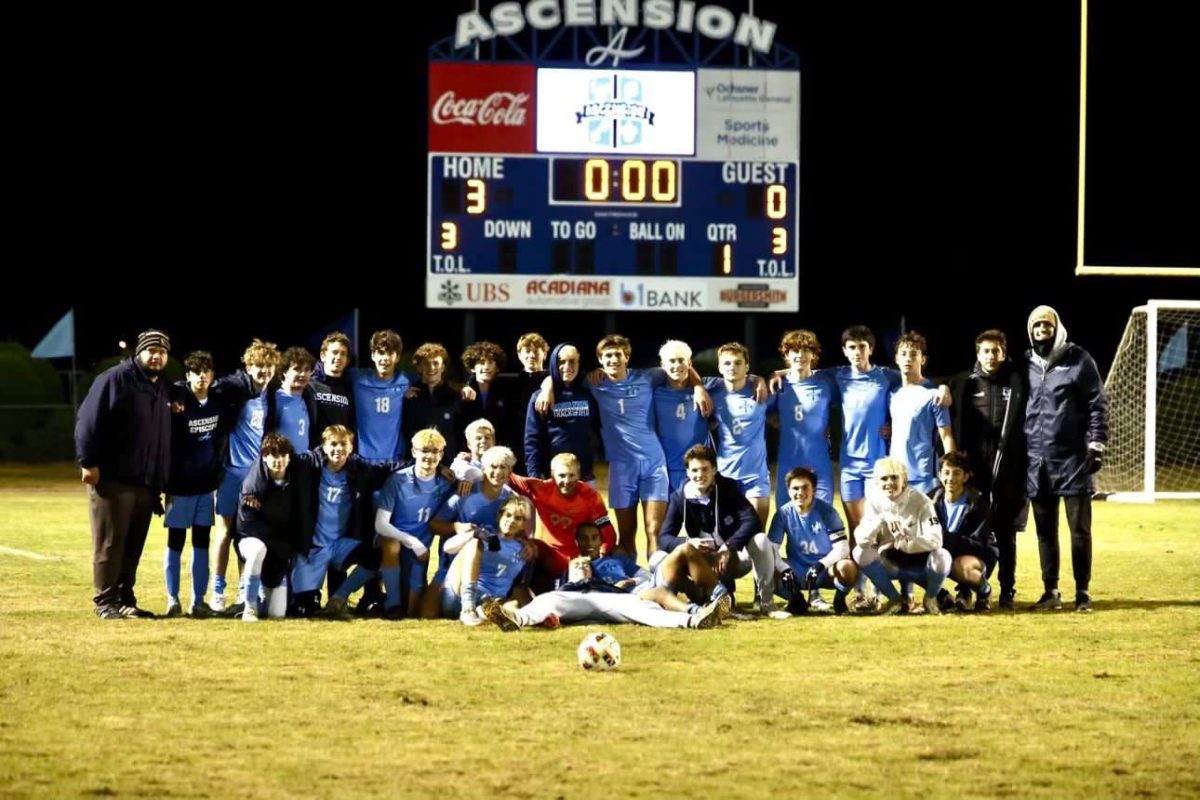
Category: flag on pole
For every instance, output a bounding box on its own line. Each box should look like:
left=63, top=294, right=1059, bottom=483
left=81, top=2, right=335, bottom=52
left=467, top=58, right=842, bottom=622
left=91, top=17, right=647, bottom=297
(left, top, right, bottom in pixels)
left=307, top=310, right=359, bottom=357
left=31, top=310, right=75, bottom=359
left=1158, top=323, right=1188, bottom=372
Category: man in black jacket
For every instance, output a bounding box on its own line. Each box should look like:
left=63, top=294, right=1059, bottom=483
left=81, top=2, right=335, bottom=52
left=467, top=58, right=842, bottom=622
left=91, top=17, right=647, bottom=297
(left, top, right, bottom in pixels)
left=76, top=329, right=173, bottom=620
left=950, top=329, right=1027, bottom=609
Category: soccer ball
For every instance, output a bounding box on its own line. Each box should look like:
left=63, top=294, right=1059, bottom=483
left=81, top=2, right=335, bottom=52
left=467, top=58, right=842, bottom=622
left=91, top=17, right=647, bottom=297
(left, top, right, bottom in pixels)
left=577, top=631, right=621, bottom=671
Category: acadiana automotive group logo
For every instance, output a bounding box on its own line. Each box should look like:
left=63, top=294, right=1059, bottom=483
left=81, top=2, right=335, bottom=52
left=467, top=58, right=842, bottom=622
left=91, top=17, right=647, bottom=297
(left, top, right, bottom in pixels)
left=438, top=280, right=463, bottom=306
left=577, top=74, right=655, bottom=148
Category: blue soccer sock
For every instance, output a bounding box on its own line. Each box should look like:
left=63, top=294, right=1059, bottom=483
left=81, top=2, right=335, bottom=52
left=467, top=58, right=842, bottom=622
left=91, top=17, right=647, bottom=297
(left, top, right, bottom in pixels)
left=163, top=548, right=182, bottom=602
left=191, top=547, right=210, bottom=607
left=710, top=582, right=729, bottom=602
left=381, top=567, right=402, bottom=610
left=924, top=566, right=948, bottom=598
left=335, top=567, right=377, bottom=601
left=461, top=582, right=478, bottom=614
left=245, top=574, right=263, bottom=613
left=213, top=572, right=227, bottom=597
left=860, top=562, right=901, bottom=600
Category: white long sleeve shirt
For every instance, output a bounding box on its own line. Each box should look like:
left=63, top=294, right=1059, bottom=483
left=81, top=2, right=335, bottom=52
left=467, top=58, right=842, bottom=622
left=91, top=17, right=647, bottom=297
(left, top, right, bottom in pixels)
left=855, top=487, right=944, bottom=554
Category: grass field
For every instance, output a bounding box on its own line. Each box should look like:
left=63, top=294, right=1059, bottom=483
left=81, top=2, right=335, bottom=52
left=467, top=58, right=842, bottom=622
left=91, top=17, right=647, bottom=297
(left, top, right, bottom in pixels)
left=1, top=463, right=1198, bottom=799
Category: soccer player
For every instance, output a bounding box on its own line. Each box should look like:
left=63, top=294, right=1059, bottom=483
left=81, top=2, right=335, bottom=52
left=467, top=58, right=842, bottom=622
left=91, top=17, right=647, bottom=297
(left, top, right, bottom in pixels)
left=889, top=332, right=955, bottom=493
left=211, top=339, right=279, bottom=612
left=235, top=433, right=304, bottom=622
left=928, top=452, right=998, bottom=612
left=853, top=457, right=950, bottom=615
left=653, top=340, right=711, bottom=493
left=748, top=466, right=856, bottom=618
left=311, top=332, right=356, bottom=438
left=481, top=522, right=726, bottom=631
left=658, top=445, right=763, bottom=601
left=403, top=342, right=463, bottom=464
left=439, top=496, right=534, bottom=626
left=372, top=428, right=456, bottom=617
left=162, top=351, right=223, bottom=617
left=705, top=342, right=771, bottom=526
left=507, top=452, right=616, bottom=590
left=1023, top=306, right=1108, bottom=613
left=265, top=346, right=318, bottom=453
left=350, top=329, right=411, bottom=462
left=950, top=329, right=1028, bottom=609
left=459, top=341, right=520, bottom=455
left=524, top=342, right=599, bottom=482
left=424, top=445, right=520, bottom=618
left=769, top=329, right=838, bottom=509
left=287, top=425, right=400, bottom=617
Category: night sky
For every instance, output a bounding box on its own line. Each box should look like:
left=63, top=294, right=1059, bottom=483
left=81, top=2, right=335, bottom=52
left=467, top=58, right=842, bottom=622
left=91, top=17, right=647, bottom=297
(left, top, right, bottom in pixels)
left=6, top=2, right=1195, bottom=380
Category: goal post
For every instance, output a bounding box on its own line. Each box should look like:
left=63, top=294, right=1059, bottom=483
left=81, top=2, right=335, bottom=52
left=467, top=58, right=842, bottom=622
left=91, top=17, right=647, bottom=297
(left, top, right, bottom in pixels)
left=1097, top=300, right=1200, bottom=501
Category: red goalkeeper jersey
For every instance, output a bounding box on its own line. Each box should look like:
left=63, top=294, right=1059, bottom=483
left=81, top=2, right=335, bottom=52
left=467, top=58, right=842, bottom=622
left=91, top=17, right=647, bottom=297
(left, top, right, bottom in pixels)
left=508, top=474, right=616, bottom=574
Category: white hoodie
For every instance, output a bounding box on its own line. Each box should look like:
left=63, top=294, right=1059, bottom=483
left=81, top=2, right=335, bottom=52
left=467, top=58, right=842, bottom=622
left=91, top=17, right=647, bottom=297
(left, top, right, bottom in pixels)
left=855, top=485, right=944, bottom=554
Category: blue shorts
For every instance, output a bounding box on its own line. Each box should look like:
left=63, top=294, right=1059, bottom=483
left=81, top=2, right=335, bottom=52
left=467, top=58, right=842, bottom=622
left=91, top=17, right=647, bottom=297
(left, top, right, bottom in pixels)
left=839, top=458, right=874, bottom=503
left=291, top=538, right=363, bottom=593
left=608, top=457, right=670, bottom=509
left=400, top=548, right=430, bottom=592
left=164, top=492, right=215, bottom=529
left=734, top=472, right=771, bottom=499
left=667, top=468, right=688, bottom=494
left=216, top=467, right=250, bottom=517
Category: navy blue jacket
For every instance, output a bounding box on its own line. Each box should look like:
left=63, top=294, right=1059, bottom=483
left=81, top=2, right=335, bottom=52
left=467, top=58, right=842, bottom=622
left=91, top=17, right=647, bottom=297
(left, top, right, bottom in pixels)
left=659, top=474, right=758, bottom=554
left=1024, top=341, right=1108, bottom=497
left=75, top=358, right=171, bottom=489
left=311, top=366, right=356, bottom=438
left=236, top=459, right=306, bottom=556
left=950, top=358, right=1027, bottom=499
left=166, top=381, right=225, bottom=495
left=403, top=381, right=463, bottom=466
left=287, top=449, right=401, bottom=554
left=928, top=486, right=996, bottom=552
left=524, top=342, right=599, bottom=480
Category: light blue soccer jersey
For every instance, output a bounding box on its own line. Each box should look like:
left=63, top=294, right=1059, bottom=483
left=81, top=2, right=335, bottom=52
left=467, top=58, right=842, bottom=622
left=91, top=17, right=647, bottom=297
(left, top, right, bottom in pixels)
left=351, top=368, right=411, bottom=461
left=314, top=466, right=351, bottom=547
left=275, top=390, right=310, bottom=453
left=435, top=484, right=514, bottom=531
left=705, top=378, right=768, bottom=485
left=475, top=537, right=527, bottom=600
left=591, top=368, right=669, bottom=464
left=228, top=393, right=267, bottom=469
left=653, top=383, right=709, bottom=485
left=376, top=468, right=454, bottom=547
left=770, top=371, right=837, bottom=503
left=943, top=493, right=969, bottom=533
left=889, top=384, right=951, bottom=490
left=832, top=366, right=899, bottom=463
left=767, top=498, right=847, bottom=572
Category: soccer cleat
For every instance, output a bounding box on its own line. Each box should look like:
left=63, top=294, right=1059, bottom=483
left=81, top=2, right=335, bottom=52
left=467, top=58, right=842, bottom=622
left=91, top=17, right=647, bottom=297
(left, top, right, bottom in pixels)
left=536, top=613, right=561, bottom=630
left=923, top=596, right=942, bottom=616
left=459, top=609, right=484, bottom=627
left=785, top=591, right=809, bottom=615
left=481, top=599, right=521, bottom=632
left=768, top=609, right=793, bottom=620
left=954, top=586, right=973, bottom=612
left=849, top=590, right=873, bottom=612
left=383, top=606, right=406, bottom=621
left=833, top=591, right=849, bottom=616
left=1074, top=592, right=1093, bottom=613
left=96, top=605, right=125, bottom=620
left=119, top=605, right=157, bottom=619
left=998, top=590, right=1017, bottom=611
left=242, top=605, right=259, bottom=623
left=355, top=599, right=385, bottom=618
left=879, top=597, right=904, bottom=615
left=223, top=602, right=246, bottom=618
left=210, top=594, right=227, bottom=613
left=808, top=590, right=832, bottom=612
left=691, top=598, right=723, bottom=629
left=899, top=595, right=914, bottom=615
left=189, top=603, right=214, bottom=619
left=164, top=598, right=182, bottom=618
left=323, top=596, right=349, bottom=619
left=715, top=594, right=734, bottom=621
left=974, top=594, right=992, bottom=613
left=1031, top=589, right=1063, bottom=612
left=777, top=569, right=800, bottom=599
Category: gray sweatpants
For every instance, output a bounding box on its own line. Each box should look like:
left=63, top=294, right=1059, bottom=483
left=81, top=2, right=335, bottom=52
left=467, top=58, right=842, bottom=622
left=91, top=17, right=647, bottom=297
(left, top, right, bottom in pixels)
left=516, top=591, right=692, bottom=628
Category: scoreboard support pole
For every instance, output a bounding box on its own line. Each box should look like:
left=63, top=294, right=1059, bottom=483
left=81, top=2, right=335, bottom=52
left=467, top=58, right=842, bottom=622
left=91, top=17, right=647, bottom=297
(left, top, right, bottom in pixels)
left=744, top=315, right=757, bottom=365
left=604, top=312, right=616, bottom=335
left=464, top=311, right=476, bottom=350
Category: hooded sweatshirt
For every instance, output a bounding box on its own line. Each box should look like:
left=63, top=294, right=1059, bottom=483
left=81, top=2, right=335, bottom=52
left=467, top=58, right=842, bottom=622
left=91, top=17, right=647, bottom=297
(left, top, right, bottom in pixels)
left=524, top=342, right=599, bottom=480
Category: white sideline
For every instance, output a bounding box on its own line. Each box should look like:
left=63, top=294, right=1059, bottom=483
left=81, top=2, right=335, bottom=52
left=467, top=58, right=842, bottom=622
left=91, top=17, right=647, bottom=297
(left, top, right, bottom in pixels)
left=0, top=545, right=60, bottom=561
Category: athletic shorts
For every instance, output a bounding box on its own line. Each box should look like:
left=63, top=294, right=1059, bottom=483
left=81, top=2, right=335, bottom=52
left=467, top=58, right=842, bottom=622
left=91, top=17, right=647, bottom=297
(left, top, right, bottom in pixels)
left=608, top=457, right=670, bottom=509
left=839, top=458, right=874, bottom=503
left=164, top=492, right=215, bottom=529
left=291, top=538, right=364, bottom=593
left=734, top=472, right=771, bottom=499
left=216, top=466, right=250, bottom=516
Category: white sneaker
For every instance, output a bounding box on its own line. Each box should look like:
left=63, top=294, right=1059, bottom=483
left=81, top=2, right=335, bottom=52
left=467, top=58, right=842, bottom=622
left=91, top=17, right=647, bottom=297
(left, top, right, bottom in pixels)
left=767, top=609, right=793, bottom=620
left=242, top=606, right=259, bottom=623
left=459, top=609, right=484, bottom=627
left=210, top=593, right=227, bottom=612
left=808, top=590, right=832, bottom=612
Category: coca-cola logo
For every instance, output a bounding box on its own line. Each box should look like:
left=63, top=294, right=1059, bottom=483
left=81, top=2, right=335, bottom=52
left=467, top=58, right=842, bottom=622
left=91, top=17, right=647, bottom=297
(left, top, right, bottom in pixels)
left=432, top=91, right=529, bottom=126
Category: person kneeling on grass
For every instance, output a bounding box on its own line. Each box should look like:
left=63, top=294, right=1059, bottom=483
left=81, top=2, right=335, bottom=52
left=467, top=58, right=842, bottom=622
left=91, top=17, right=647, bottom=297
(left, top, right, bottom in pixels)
left=235, top=433, right=304, bottom=623
left=482, top=522, right=727, bottom=631
left=928, top=452, right=999, bottom=613
left=439, top=496, right=536, bottom=626
left=852, top=457, right=950, bottom=616
left=748, top=466, right=857, bottom=618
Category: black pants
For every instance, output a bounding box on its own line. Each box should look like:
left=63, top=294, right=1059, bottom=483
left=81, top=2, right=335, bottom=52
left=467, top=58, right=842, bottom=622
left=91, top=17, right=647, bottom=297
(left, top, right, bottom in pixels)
left=89, top=482, right=153, bottom=610
left=1030, top=494, right=1092, bottom=593
left=989, top=489, right=1027, bottom=596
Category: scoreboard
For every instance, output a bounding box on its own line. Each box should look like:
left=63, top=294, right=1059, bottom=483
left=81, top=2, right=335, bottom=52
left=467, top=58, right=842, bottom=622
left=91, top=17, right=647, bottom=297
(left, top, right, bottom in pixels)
left=427, top=62, right=800, bottom=312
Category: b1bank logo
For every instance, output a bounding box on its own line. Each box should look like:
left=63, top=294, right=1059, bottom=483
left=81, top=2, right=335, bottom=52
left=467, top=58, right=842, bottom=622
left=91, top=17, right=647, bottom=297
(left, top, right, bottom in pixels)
left=619, top=282, right=703, bottom=309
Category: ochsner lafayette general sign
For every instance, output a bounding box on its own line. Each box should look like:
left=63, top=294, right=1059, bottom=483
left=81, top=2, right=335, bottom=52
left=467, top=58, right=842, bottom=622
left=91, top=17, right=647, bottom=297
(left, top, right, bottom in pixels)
left=455, top=0, right=779, bottom=54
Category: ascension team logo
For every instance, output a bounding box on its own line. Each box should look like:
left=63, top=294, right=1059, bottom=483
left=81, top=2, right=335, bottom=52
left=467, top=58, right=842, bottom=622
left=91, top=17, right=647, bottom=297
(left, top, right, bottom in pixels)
left=576, top=74, right=655, bottom=148
left=437, top=280, right=463, bottom=306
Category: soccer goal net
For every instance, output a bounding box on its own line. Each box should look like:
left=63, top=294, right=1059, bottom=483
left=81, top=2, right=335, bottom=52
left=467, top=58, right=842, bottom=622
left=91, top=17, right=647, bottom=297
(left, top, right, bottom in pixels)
left=1097, top=300, right=1200, bottom=501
